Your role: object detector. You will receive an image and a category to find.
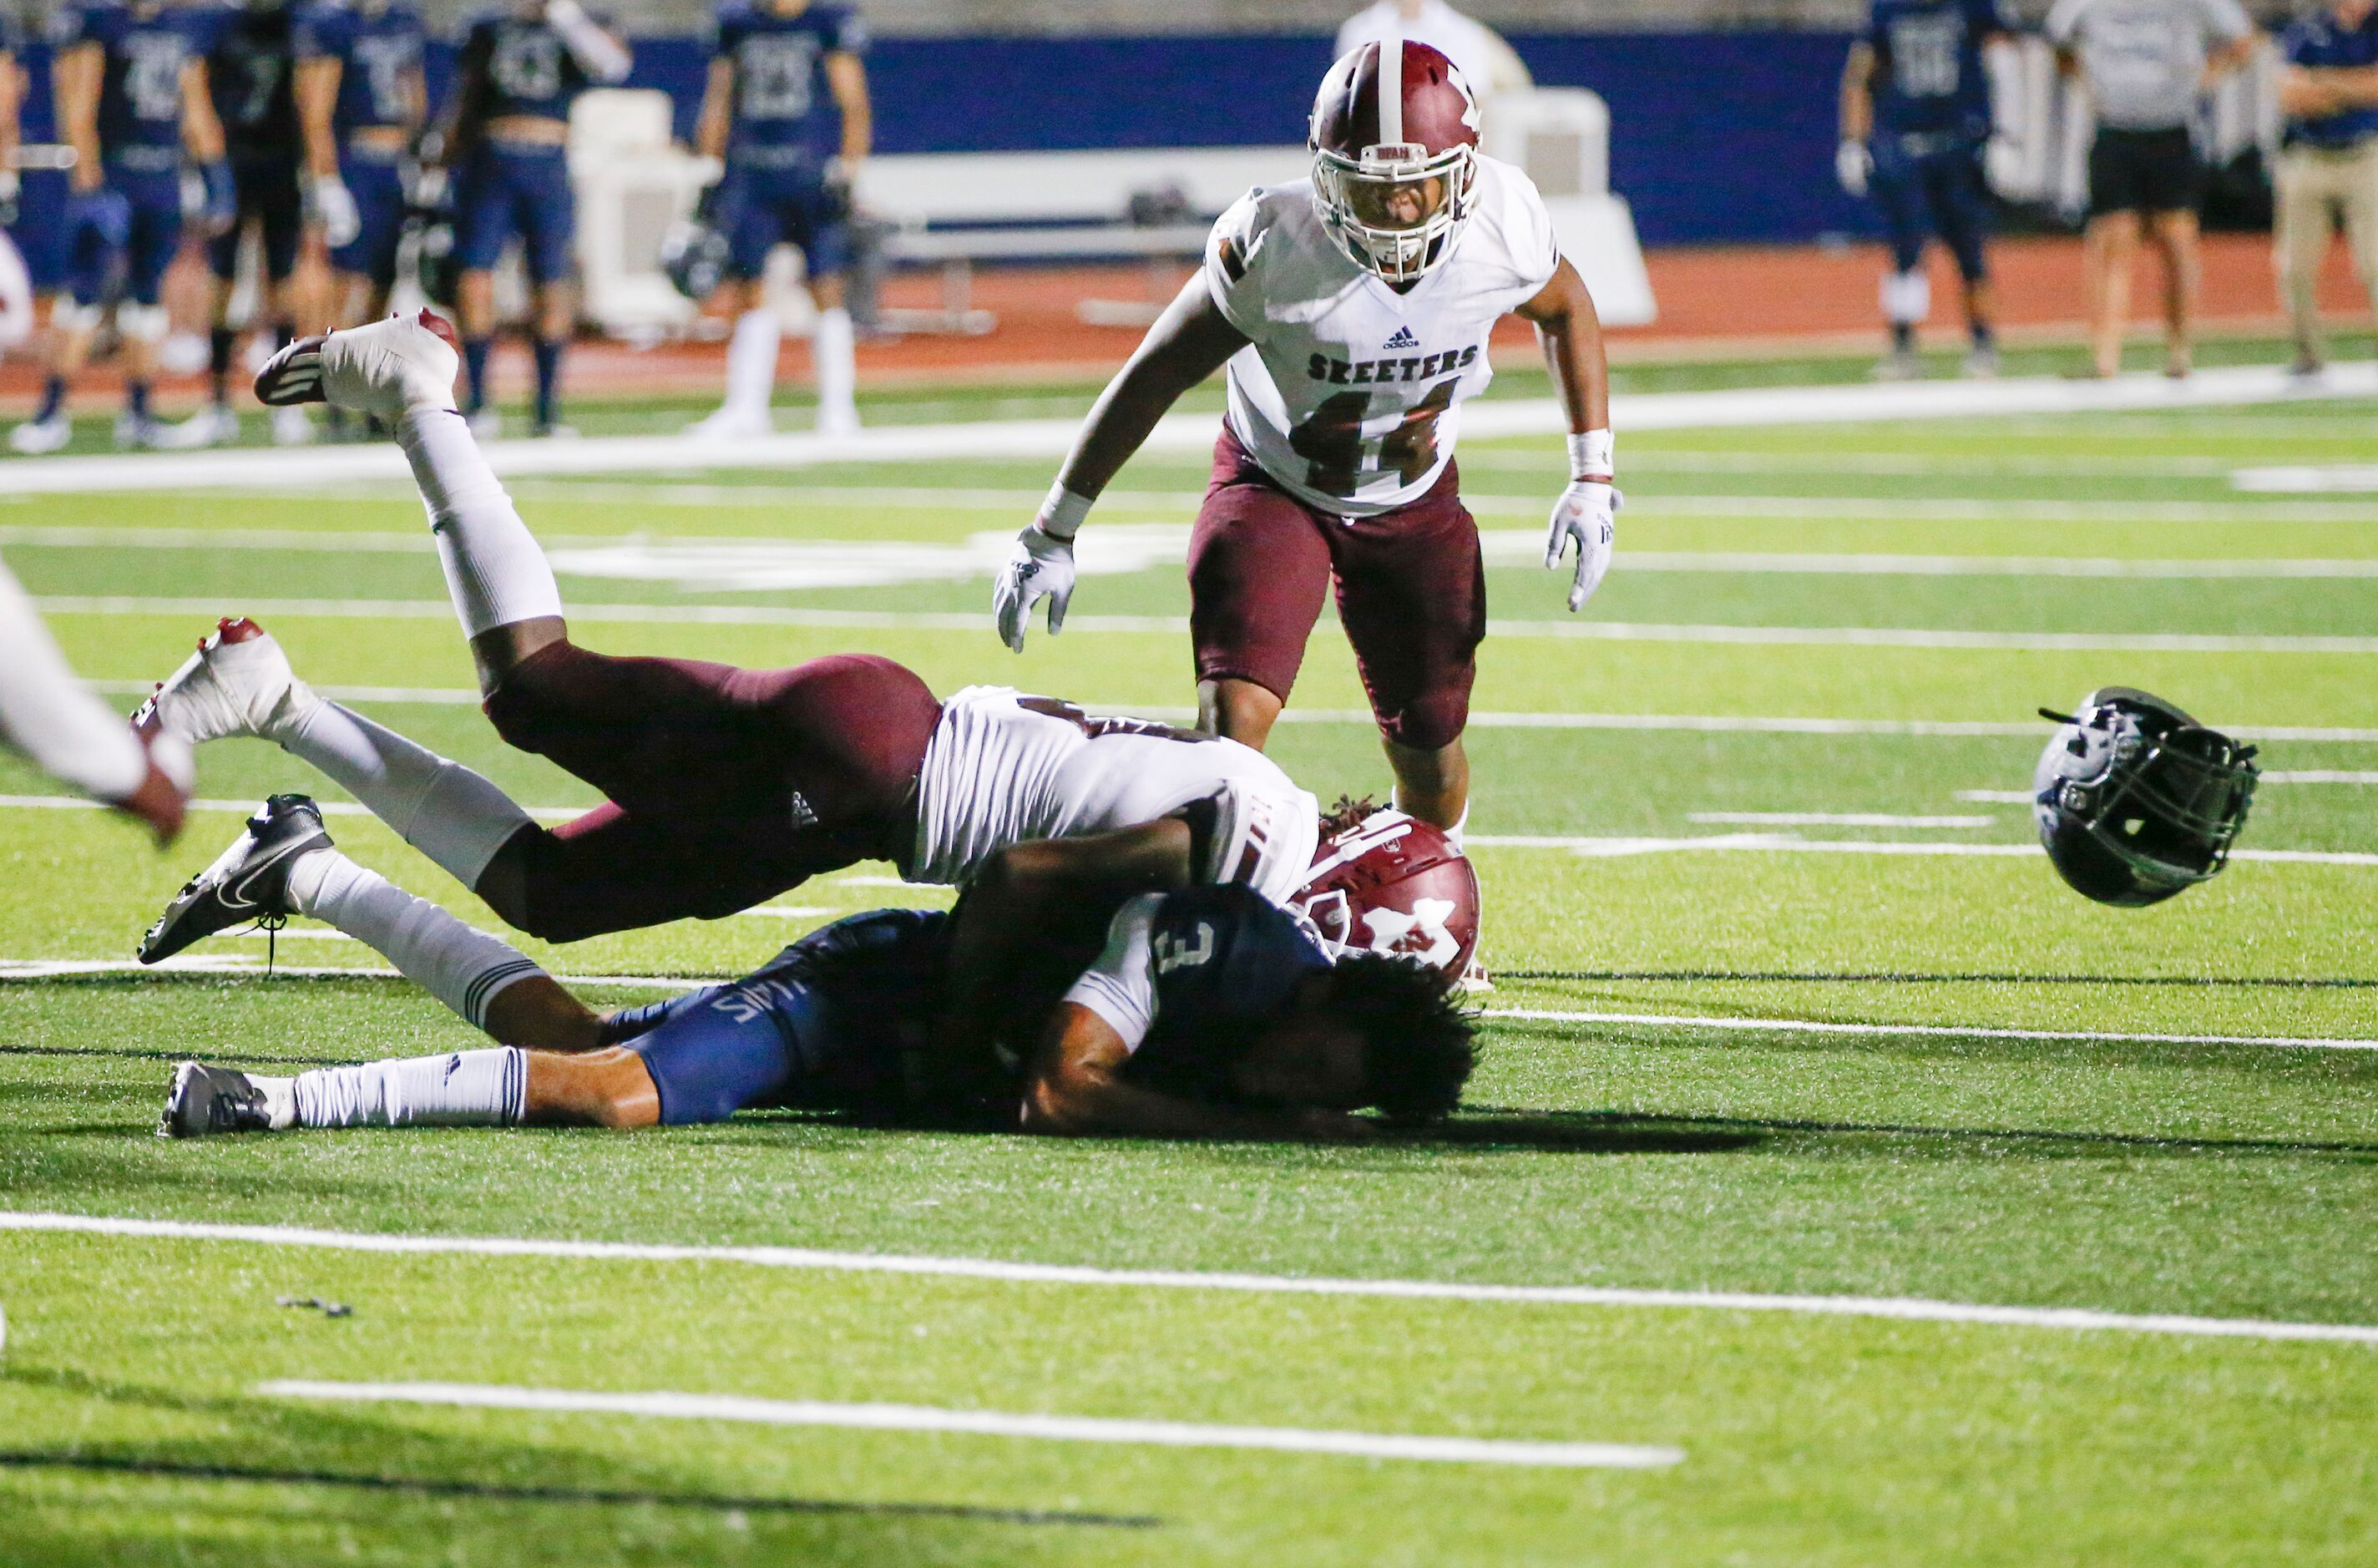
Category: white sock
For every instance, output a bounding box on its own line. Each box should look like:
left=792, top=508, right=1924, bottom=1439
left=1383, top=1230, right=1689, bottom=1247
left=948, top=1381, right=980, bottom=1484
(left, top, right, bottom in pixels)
left=287, top=847, right=547, bottom=1029
left=1445, top=806, right=1469, bottom=854
left=723, top=308, right=780, bottom=416
left=397, top=408, right=564, bottom=639
left=280, top=700, right=531, bottom=891
left=812, top=306, right=856, bottom=423
left=291, top=1046, right=527, bottom=1129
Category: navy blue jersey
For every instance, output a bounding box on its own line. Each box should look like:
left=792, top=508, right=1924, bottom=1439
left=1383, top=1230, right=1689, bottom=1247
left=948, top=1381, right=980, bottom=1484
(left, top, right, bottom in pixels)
left=2281, top=8, right=2378, bottom=148
left=294, top=0, right=424, bottom=135
left=204, top=1, right=302, bottom=160
left=0, top=10, right=19, bottom=57
left=1867, top=0, right=2007, bottom=141
left=51, top=1, right=212, bottom=169
left=711, top=1, right=863, bottom=167
left=1068, top=884, right=1335, bottom=1105
left=458, top=10, right=610, bottom=126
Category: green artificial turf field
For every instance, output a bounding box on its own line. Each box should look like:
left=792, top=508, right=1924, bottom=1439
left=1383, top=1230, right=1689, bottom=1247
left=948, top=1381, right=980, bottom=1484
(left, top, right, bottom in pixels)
left=3, top=363, right=2375, bottom=1565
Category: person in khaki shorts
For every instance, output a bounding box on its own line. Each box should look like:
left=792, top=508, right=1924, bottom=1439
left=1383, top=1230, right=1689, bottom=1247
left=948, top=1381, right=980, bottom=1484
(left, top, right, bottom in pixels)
left=2274, top=0, right=2378, bottom=374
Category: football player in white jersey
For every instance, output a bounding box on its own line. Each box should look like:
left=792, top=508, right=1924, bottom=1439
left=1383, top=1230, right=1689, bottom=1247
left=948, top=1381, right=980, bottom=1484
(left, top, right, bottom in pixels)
left=0, top=562, right=189, bottom=842
left=995, top=38, right=1617, bottom=842
left=135, top=309, right=1319, bottom=965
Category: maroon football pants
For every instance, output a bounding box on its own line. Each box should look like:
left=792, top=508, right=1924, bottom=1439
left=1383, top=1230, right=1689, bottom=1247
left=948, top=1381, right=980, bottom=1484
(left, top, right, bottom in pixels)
left=480, top=644, right=942, bottom=942
left=1187, top=427, right=1485, bottom=752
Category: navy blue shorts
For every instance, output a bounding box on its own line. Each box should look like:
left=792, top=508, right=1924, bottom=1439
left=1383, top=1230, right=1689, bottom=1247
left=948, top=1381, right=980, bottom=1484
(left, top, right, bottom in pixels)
left=454, top=143, right=575, bottom=283
left=1870, top=136, right=1991, bottom=281
left=719, top=165, right=850, bottom=280
left=332, top=149, right=409, bottom=288
left=603, top=908, right=944, bottom=1125
left=207, top=155, right=305, bottom=282
left=73, top=167, right=184, bottom=306
left=9, top=170, right=74, bottom=293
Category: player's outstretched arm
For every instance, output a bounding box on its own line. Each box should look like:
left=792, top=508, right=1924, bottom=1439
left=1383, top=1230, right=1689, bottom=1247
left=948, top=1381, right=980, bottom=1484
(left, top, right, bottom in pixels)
left=1018, top=1003, right=1366, bottom=1142
left=0, top=565, right=189, bottom=841
left=1514, top=258, right=1621, bottom=612
left=994, top=273, right=1249, bottom=651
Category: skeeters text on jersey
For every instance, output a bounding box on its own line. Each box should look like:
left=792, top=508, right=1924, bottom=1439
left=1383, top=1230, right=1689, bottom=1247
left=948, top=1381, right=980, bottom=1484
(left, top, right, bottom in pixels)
left=1202, top=154, right=1560, bottom=517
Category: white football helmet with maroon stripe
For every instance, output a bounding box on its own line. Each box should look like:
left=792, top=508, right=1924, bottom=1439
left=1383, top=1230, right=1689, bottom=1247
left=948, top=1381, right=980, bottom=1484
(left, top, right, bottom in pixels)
left=1309, top=38, right=1483, bottom=284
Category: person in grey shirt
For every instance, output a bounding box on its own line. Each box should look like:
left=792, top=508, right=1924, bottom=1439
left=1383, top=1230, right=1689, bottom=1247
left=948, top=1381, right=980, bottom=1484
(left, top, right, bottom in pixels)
left=2047, top=0, right=2256, bottom=376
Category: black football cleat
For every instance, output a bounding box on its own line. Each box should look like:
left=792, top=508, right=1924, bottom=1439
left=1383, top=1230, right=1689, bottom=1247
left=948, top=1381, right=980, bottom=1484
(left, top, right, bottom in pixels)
left=158, top=1061, right=273, bottom=1139
left=139, top=795, right=333, bottom=965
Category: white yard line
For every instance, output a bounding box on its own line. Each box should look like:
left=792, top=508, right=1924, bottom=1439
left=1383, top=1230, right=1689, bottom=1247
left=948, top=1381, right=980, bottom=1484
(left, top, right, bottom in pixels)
left=253, top=1380, right=1680, bottom=1470
left=1687, top=812, right=1995, bottom=827
left=1465, top=833, right=2378, bottom=866
left=35, top=594, right=2378, bottom=653
left=0, top=793, right=584, bottom=823
left=5, top=1211, right=2373, bottom=1346
left=0, top=363, right=2365, bottom=493
left=2256, top=771, right=2378, bottom=784
left=0, top=955, right=701, bottom=988
left=1478, top=1007, right=2378, bottom=1053
left=2232, top=465, right=2378, bottom=492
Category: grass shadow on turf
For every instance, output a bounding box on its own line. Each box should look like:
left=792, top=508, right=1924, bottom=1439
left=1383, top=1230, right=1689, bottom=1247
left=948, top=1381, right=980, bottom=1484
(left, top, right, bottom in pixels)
left=0, top=1364, right=1155, bottom=1539
left=1463, top=1105, right=2378, bottom=1161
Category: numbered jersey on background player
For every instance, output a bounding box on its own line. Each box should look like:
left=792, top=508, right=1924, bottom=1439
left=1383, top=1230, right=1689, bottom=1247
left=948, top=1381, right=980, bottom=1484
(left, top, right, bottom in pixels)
left=295, top=1, right=424, bottom=136
left=205, top=1, right=302, bottom=160
left=712, top=0, right=863, bottom=169
left=1064, top=885, right=1335, bottom=1100
left=1867, top=0, right=2007, bottom=140
left=52, top=2, right=213, bottom=169
left=910, top=688, right=1321, bottom=908
left=461, top=10, right=606, bottom=124
left=1202, top=155, right=1560, bottom=518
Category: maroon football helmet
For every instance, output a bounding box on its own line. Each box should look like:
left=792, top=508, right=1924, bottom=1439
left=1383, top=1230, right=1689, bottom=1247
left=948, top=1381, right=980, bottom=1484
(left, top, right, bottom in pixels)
left=1293, top=807, right=1481, bottom=989
left=1308, top=38, right=1483, bottom=283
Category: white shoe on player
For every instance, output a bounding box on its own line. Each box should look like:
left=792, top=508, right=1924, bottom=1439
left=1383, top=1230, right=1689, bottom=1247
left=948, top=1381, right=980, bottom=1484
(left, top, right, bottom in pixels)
left=685, top=404, right=772, bottom=440
left=158, top=404, right=239, bottom=449
left=815, top=402, right=861, bottom=439
left=8, top=413, right=70, bottom=454
left=271, top=404, right=316, bottom=446
left=256, top=309, right=460, bottom=422
left=133, top=617, right=316, bottom=747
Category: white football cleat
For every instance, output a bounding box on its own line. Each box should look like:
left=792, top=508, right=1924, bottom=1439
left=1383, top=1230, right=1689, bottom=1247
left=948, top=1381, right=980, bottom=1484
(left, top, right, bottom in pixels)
left=133, top=616, right=315, bottom=746
left=814, top=403, right=862, bottom=439
left=271, top=404, right=315, bottom=446
left=157, top=403, right=240, bottom=449
left=467, top=406, right=502, bottom=440
left=114, top=412, right=169, bottom=449
left=256, top=308, right=460, bottom=421
left=685, top=405, right=772, bottom=440
left=8, top=413, right=70, bottom=454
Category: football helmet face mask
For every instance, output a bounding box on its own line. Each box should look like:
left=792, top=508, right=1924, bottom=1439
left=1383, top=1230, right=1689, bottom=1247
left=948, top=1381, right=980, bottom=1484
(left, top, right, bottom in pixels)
left=2032, top=687, right=2259, bottom=907
left=661, top=217, right=731, bottom=302
left=1309, top=38, right=1482, bottom=285
left=1293, top=806, right=1481, bottom=989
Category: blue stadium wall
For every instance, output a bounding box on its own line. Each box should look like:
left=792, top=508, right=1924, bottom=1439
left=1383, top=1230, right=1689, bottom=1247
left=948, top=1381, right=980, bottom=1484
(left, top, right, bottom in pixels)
left=6, top=31, right=1868, bottom=252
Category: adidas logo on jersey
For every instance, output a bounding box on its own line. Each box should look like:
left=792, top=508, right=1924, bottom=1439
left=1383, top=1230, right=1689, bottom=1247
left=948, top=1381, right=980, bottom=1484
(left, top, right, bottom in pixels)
left=1382, top=326, right=1419, bottom=350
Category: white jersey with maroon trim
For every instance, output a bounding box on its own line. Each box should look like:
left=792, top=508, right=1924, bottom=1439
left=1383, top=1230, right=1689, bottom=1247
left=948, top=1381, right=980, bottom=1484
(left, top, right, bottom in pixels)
left=1202, top=154, right=1561, bottom=518
left=909, top=687, right=1321, bottom=906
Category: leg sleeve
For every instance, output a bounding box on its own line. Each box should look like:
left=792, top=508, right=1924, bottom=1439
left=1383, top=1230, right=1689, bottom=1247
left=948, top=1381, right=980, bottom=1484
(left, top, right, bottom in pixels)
left=1186, top=433, right=1333, bottom=703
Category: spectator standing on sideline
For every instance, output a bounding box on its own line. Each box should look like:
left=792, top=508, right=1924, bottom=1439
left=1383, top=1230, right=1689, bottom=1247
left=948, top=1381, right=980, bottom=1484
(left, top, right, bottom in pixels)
left=442, top=0, right=631, bottom=438
left=2047, top=0, right=2255, bottom=377
left=1336, top=0, right=1532, bottom=102
left=2273, top=0, right=2378, bottom=374
left=685, top=0, right=868, bottom=440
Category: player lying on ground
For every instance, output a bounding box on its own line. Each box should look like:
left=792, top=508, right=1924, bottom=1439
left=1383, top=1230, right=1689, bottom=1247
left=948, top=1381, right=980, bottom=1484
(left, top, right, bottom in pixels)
left=0, top=562, right=188, bottom=841
left=154, top=797, right=1475, bottom=1142
left=134, top=311, right=1319, bottom=955
left=995, top=39, right=1617, bottom=838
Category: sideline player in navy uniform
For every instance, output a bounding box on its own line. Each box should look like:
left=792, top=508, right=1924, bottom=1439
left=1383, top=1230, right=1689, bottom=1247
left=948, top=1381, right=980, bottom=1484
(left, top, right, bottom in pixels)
left=293, top=0, right=424, bottom=343
left=169, top=0, right=340, bottom=448
left=442, top=0, right=630, bottom=438
left=9, top=0, right=234, bottom=453
left=1837, top=0, right=2016, bottom=380
left=685, top=0, right=868, bottom=439
left=152, top=800, right=1475, bottom=1141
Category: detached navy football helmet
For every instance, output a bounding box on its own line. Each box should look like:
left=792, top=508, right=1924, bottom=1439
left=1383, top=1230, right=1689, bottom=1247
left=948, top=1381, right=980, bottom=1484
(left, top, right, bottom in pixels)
left=661, top=218, right=731, bottom=302
left=2032, top=688, right=2259, bottom=907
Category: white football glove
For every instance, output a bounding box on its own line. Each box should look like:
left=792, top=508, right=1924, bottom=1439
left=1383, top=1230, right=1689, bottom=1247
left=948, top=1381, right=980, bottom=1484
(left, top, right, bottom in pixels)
left=310, top=175, right=362, bottom=248
left=994, top=524, right=1076, bottom=652
left=1836, top=139, right=1871, bottom=199
left=1545, top=479, right=1621, bottom=612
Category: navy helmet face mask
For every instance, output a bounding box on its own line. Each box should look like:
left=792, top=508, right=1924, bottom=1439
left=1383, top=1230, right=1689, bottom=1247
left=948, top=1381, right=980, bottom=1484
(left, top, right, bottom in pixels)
left=2032, top=687, right=2259, bottom=907
left=661, top=218, right=731, bottom=303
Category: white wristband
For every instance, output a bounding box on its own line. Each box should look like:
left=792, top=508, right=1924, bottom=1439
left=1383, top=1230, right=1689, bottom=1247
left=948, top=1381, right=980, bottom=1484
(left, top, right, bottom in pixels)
left=1569, top=429, right=1614, bottom=481
left=1037, top=482, right=1093, bottom=540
